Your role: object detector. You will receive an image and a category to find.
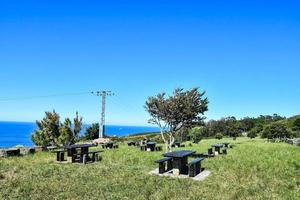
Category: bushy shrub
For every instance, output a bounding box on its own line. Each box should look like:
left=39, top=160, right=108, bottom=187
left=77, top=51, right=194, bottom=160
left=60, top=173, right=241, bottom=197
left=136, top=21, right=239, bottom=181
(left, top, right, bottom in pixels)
left=247, top=130, right=257, bottom=139
left=188, top=127, right=203, bottom=143
left=216, top=133, right=223, bottom=140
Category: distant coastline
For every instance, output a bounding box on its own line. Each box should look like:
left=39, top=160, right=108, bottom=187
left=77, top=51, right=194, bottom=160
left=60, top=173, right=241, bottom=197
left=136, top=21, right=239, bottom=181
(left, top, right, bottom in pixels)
left=0, top=121, right=159, bottom=148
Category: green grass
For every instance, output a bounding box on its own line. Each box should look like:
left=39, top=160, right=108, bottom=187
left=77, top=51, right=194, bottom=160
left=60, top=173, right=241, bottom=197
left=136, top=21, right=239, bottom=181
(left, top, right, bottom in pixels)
left=0, top=138, right=299, bottom=200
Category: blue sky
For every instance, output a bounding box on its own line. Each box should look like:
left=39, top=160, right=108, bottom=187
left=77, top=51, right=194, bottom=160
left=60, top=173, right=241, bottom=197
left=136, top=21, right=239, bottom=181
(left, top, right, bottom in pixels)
left=0, top=0, right=299, bottom=125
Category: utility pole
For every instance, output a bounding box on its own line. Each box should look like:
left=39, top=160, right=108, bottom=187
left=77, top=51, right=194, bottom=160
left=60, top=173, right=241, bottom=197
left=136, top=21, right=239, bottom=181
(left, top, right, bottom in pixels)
left=92, top=91, right=114, bottom=138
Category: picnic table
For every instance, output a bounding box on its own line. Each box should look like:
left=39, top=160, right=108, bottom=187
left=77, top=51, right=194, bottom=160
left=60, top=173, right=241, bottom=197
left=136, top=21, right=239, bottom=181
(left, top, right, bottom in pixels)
left=103, top=142, right=114, bottom=149
left=211, top=144, right=224, bottom=154
left=5, top=148, right=20, bottom=157
left=127, top=141, right=136, bottom=146
left=163, top=150, right=196, bottom=175
left=146, top=142, right=156, bottom=151
left=64, top=144, right=96, bottom=163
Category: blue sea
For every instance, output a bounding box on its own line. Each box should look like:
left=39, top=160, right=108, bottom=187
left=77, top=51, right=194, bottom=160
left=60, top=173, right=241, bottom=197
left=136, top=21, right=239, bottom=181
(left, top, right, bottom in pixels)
left=0, top=121, right=159, bottom=148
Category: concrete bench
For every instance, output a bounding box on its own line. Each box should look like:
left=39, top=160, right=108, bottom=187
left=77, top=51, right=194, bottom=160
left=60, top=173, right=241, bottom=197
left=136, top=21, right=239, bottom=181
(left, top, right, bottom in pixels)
left=140, top=145, right=146, bottom=151
left=84, top=150, right=103, bottom=163
left=155, top=146, right=162, bottom=151
left=55, top=150, right=66, bottom=162
left=155, top=157, right=173, bottom=174
left=188, top=157, right=205, bottom=177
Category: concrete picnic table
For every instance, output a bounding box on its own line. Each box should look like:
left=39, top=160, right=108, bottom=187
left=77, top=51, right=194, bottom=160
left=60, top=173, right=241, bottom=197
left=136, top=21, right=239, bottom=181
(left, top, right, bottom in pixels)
left=211, top=144, right=224, bottom=154
left=146, top=142, right=157, bottom=151
left=4, top=148, right=20, bottom=157
left=64, top=143, right=96, bottom=163
left=103, top=142, right=114, bottom=149
left=163, top=150, right=196, bottom=175
left=127, top=141, right=136, bottom=146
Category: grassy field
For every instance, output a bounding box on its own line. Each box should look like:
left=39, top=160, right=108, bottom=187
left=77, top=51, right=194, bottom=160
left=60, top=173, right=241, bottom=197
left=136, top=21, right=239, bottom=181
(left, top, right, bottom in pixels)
left=0, top=138, right=299, bottom=200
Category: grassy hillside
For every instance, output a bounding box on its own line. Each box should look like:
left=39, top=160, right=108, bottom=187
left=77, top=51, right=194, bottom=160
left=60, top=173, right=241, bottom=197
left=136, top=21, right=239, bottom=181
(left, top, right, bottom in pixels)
left=0, top=138, right=299, bottom=200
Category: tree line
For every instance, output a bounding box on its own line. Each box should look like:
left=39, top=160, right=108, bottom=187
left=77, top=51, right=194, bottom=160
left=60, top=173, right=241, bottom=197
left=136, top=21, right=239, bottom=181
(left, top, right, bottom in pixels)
left=31, top=87, right=300, bottom=149
left=187, top=114, right=300, bottom=143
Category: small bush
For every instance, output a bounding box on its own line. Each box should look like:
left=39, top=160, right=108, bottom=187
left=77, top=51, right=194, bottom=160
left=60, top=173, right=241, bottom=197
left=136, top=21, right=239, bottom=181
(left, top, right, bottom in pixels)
left=247, top=130, right=257, bottom=139
left=216, top=133, right=223, bottom=140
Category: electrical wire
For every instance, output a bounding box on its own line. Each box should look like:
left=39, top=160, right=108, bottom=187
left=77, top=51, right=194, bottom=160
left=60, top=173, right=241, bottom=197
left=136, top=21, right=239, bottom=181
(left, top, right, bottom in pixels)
left=0, top=91, right=92, bottom=101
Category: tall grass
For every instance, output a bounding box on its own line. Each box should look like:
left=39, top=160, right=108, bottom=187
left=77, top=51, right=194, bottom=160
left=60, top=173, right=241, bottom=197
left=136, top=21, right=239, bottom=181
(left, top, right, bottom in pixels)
left=0, top=138, right=299, bottom=200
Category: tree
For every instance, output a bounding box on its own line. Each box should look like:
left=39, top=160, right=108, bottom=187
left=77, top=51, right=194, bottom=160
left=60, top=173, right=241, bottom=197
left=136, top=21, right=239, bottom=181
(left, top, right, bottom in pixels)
left=188, top=127, right=203, bottom=143
left=31, top=130, right=51, bottom=147
left=248, top=124, right=264, bottom=139
left=84, top=123, right=100, bottom=140
left=261, top=123, right=291, bottom=140
left=292, top=117, right=300, bottom=132
left=239, top=117, right=255, bottom=132
left=145, top=88, right=208, bottom=152
left=58, top=118, right=74, bottom=145
left=31, top=110, right=60, bottom=146
left=73, top=112, right=83, bottom=140
left=31, top=111, right=83, bottom=146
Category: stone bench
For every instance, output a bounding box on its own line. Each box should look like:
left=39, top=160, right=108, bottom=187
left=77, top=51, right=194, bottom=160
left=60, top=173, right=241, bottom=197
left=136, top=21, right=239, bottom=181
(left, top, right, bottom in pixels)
left=155, top=157, right=173, bottom=174
left=155, top=146, right=162, bottom=151
left=83, top=150, right=103, bottom=163
left=202, top=148, right=214, bottom=158
left=188, top=157, right=205, bottom=177
left=54, top=150, right=66, bottom=162
left=140, top=145, right=146, bottom=151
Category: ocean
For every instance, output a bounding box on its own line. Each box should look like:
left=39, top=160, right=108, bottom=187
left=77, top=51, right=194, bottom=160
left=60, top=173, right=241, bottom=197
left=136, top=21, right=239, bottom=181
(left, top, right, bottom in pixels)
left=0, top=121, right=159, bottom=148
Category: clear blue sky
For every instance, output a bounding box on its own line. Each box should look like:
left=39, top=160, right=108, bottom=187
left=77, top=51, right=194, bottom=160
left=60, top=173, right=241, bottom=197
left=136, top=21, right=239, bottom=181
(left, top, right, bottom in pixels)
left=0, top=0, right=299, bottom=125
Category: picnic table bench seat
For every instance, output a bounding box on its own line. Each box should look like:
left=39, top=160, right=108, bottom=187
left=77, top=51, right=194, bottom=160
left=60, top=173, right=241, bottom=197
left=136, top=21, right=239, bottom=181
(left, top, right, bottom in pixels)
left=191, top=153, right=204, bottom=158
left=140, top=145, right=146, bottom=151
left=155, top=146, right=162, bottom=151
left=188, top=157, right=205, bottom=177
left=72, top=150, right=104, bottom=164
left=202, top=148, right=215, bottom=158
left=85, top=150, right=103, bottom=163
left=54, top=149, right=66, bottom=162
left=155, top=157, right=173, bottom=174
left=222, top=148, right=228, bottom=155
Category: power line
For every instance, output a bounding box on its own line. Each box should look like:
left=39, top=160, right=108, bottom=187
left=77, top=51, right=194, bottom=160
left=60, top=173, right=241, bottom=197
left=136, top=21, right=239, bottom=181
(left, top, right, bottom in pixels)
left=0, top=91, right=92, bottom=101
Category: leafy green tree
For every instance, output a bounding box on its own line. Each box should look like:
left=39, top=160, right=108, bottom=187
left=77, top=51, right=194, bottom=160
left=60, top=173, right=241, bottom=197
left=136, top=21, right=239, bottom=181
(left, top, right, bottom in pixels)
left=188, top=127, right=203, bottom=143
left=292, top=117, right=300, bottom=132
left=145, top=88, right=208, bottom=152
left=31, top=111, right=83, bottom=146
left=73, top=112, right=83, bottom=139
left=31, top=110, right=60, bottom=146
left=84, top=123, right=100, bottom=140
left=58, top=118, right=74, bottom=145
left=239, top=117, right=256, bottom=132
left=31, top=130, right=51, bottom=147
left=261, top=123, right=291, bottom=139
